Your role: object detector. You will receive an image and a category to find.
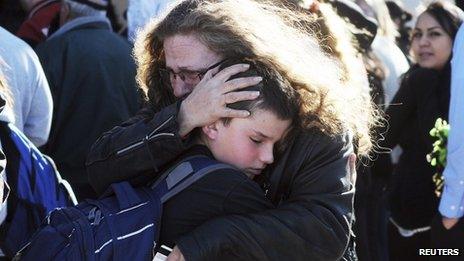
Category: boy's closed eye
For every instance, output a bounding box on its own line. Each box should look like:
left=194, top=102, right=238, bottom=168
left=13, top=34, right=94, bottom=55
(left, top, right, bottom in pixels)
left=250, top=137, right=262, bottom=144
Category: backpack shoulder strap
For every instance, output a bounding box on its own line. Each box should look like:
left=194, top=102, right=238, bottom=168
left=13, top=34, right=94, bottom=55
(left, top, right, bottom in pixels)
left=5, top=123, right=33, bottom=155
left=0, top=122, right=20, bottom=209
left=0, top=122, right=77, bottom=205
left=151, top=155, right=235, bottom=203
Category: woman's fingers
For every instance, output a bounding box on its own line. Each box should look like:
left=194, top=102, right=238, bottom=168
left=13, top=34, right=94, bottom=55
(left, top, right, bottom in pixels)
left=221, top=107, right=251, bottom=118
left=214, top=63, right=250, bottom=82
left=202, top=64, right=221, bottom=80
left=223, top=76, right=262, bottom=93
left=179, top=63, right=262, bottom=131
left=224, top=90, right=260, bottom=104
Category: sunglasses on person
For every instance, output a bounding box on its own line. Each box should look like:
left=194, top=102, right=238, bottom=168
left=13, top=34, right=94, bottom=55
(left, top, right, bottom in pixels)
left=159, top=59, right=227, bottom=86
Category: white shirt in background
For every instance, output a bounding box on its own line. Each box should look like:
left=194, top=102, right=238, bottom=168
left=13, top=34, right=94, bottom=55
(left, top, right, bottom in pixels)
left=0, top=27, right=53, bottom=147
left=127, top=0, right=177, bottom=43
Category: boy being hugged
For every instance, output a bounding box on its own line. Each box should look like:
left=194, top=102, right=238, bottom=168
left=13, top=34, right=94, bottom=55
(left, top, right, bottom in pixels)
left=158, top=59, right=301, bottom=249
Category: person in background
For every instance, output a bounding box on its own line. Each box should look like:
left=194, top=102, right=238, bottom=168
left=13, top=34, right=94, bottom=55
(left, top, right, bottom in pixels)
left=357, top=2, right=409, bottom=259
left=36, top=0, right=140, bottom=200
left=0, top=26, right=53, bottom=147
left=383, top=2, right=463, bottom=259
left=0, top=141, right=6, bottom=226
left=0, top=68, right=12, bottom=259
left=322, top=1, right=389, bottom=260
left=366, top=0, right=410, bottom=106
left=0, top=0, right=27, bottom=33
left=106, top=0, right=177, bottom=41
left=385, top=0, right=413, bottom=60
left=87, top=0, right=379, bottom=259
left=0, top=65, right=12, bottom=228
left=126, top=0, right=177, bottom=43
left=17, top=0, right=61, bottom=48
left=368, top=0, right=409, bottom=172
left=432, top=23, right=464, bottom=254
left=106, top=0, right=127, bottom=35
left=458, top=0, right=464, bottom=11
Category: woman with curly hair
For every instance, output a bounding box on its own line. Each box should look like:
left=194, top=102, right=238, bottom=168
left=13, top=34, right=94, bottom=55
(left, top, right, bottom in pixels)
left=86, top=0, right=379, bottom=259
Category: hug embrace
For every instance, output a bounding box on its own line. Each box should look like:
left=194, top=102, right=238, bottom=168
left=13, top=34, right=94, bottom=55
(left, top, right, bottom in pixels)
left=85, top=0, right=379, bottom=260
left=14, top=0, right=380, bottom=260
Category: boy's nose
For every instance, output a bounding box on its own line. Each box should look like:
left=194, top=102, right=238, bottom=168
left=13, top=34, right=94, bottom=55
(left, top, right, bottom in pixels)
left=260, top=146, right=274, bottom=165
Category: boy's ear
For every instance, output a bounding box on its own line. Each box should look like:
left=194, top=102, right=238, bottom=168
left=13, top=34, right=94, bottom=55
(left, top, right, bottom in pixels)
left=201, top=122, right=220, bottom=140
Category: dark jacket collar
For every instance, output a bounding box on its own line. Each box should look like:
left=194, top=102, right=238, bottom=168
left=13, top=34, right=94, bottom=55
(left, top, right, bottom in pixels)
left=48, top=16, right=111, bottom=40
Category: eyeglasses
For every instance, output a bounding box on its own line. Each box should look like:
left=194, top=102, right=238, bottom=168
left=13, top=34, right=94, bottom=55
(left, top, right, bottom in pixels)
left=159, top=59, right=226, bottom=85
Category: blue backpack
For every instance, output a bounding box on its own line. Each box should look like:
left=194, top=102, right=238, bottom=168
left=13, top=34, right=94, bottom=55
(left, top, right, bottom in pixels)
left=14, top=155, right=232, bottom=261
left=0, top=122, right=77, bottom=257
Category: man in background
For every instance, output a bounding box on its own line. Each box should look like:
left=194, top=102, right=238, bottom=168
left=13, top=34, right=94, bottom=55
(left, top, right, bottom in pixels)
left=36, top=0, right=140, bottom=200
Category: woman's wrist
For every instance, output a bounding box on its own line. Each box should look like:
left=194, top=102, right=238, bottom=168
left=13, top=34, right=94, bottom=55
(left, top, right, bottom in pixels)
left=178, top=101, right=194, bottom=138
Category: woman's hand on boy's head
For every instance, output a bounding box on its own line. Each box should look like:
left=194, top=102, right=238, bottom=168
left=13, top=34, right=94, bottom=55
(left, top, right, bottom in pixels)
left=178, top=63, right=262, bottom=137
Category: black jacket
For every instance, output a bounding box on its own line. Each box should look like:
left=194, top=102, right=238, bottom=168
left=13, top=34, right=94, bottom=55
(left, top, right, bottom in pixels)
left=159, top=145, right=273, bottom=247
left=35, top=19, right=140, bottom=190
left=383, top=64, right=450, bottom=229
left=86, top=102, right=356, bottom=260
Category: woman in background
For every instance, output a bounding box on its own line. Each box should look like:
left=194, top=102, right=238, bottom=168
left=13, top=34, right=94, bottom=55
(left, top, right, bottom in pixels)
left=384, top=2, right=463, bottom=259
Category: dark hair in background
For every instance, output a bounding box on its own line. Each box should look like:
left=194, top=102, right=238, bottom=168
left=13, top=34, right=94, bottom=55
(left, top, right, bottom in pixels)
left=219, top=58, right=300, bottom=126
left=424, top=2, right=463, bottom=40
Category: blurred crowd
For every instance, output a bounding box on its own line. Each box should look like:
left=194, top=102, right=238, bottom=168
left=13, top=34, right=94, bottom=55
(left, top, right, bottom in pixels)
left=0, top=0, right=463, bottom=260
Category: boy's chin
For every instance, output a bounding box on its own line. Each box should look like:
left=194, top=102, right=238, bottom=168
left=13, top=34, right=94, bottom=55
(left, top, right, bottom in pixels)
left=244, top=169, right=262, bottom=179
left=244, top=172, right=255, bottom=179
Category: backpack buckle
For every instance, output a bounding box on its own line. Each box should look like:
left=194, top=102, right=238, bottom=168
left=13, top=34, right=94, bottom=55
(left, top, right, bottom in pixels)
left=88, top=207, right=102, bottom=225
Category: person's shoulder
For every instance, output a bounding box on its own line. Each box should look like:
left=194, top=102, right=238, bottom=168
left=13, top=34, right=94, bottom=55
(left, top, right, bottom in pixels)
left=0, top=27, right=37, bottom=60
left=175, top=148, right=247, bottom=180
left=67, top=28, right=132, bottom=57
left=35, top=32, right=67, bottom=54
left=0, top=29, right=44, bottom=83
left=403, top=65, right=441, bottom=85
left=0, top=27, right=25, bottom=47
left=180, top=158, right=263, bottom=197
left=65, top=23, right=128, bottom=44
left=193, top=158, right=252, bottom=185
left=294, top=128, right=352, bottom=156
left=171, top=148, right=258, bottom=191
left=197, top=163, right=249, bottom=184
left=278, top=128, right=352, bottom=178
left=198, top=167, right=266, bottom=202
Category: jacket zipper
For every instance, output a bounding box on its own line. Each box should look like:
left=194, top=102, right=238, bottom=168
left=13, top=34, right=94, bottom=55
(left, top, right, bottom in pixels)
left=115, top=116, right=175, bottom=156
left=147, top=115, right=174, bottom=138
left=116, top=133, right=175, bottom=156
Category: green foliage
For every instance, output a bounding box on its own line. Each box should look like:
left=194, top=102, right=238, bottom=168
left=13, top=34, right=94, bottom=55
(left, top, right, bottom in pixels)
left=427, top=118, right=449, bottom=197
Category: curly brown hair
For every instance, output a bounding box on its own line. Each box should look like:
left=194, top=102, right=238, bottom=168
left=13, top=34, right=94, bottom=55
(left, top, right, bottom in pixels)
left=133, top=0, right=379, bottom=156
